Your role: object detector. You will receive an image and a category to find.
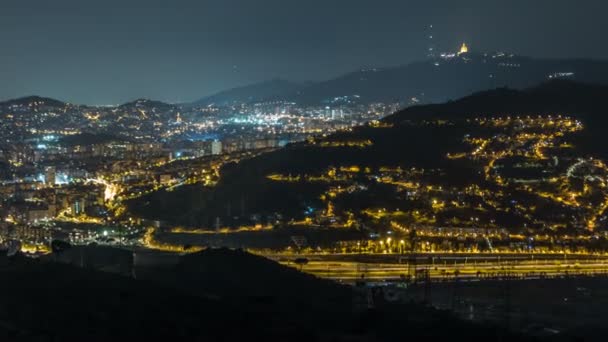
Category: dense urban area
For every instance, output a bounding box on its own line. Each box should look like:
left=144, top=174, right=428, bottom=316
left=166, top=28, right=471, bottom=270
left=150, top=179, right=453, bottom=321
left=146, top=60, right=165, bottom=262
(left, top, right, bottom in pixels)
left=7, top=1, right=608, bottom=340
left=0, top=93, right=399, bottom=248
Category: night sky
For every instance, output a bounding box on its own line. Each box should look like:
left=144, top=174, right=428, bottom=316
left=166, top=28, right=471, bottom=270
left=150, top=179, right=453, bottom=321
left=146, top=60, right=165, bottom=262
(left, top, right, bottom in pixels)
left=1, top=0, right=606, bottom=104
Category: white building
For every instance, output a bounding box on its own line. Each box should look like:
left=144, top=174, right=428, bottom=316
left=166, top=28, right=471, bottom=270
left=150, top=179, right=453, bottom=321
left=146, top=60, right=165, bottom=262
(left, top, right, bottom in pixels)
left=45, top=166, right=56, bottom=186
left=211, top=140, right=222, bottom=155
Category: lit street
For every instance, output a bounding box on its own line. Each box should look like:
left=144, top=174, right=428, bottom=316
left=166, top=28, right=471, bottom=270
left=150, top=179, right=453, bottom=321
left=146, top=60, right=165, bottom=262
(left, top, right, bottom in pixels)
left=268, top=253, right=608, bottom=283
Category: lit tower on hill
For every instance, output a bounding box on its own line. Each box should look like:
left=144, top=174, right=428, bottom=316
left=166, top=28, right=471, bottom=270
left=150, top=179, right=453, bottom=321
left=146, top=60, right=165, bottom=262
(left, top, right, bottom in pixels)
left=458, top=42, right=469, bottom=55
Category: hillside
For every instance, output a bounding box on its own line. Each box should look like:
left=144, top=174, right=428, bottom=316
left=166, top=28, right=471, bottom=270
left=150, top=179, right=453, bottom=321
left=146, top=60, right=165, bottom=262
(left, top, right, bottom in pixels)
left=193, top=79, right=305, bottom=106
left=128, top=81, right=608, bottom=240
left=385, top=80, right=608, bottom=123
left=138, top=247, right=351, bottom=314
left=118, top=98, right=176, bottom=112
left=0, top=95, right=68, bottom=110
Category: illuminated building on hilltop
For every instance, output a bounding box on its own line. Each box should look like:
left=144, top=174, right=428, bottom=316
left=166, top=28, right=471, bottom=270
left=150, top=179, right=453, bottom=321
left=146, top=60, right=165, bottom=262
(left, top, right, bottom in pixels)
left=458, top=42, right=469, bottom=55
left=438, top=42, right=471, bottom=60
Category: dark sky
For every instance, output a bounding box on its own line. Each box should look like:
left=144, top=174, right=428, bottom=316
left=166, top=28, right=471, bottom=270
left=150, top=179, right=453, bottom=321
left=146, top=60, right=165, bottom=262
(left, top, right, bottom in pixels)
left=1, top=0, right=606, bottom=104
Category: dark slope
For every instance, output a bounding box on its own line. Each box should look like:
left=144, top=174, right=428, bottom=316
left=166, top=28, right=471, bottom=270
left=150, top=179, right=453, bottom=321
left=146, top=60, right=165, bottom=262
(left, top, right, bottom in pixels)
left=193, top=79, right=305, bottom=106
left=385, top=80, right=608, bottom=124
left=175, top=248, right=348, bottom=300
left=140, top=248, right=352, bottom=317
left=0, top=255, right=231, bottom=341
left=0, top=250, right=532, bottom=342
left=118, top=98, right=175, bottom=111
left=0, top=95, right=67, bottom=109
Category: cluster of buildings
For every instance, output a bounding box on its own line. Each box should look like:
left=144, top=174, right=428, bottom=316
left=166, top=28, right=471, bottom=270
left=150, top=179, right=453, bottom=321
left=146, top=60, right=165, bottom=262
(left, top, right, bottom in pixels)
left=1, top=180, right=105, bottom=224
left=0, top=93, right=401, bottom=250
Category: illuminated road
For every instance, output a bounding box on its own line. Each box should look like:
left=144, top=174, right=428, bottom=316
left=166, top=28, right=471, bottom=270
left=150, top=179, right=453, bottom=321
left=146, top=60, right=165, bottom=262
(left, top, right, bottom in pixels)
left=142, top=228, right=608, bottom=283
left=86, top=177, right=120, bottom=202
left=268, top=253, right=608, bottom=283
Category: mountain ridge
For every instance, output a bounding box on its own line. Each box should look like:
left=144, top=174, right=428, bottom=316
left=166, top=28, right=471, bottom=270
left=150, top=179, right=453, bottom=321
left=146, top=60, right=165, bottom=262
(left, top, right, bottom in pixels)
left=0, top=95, right=68, bottom=108
left=192, top=53, right=608, bottom=106
left=4, top=53, right=608, bottom=108
left=192, top=79, right=305, bottom=106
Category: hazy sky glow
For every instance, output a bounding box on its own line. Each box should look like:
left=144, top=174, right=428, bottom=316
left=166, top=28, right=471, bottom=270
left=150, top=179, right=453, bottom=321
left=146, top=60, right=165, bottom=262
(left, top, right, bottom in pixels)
left=1, top=0, right=607, bottom=104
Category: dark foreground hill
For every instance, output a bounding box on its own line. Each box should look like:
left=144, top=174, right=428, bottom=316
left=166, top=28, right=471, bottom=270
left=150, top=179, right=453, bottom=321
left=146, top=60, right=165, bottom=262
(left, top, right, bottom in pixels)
left=138, top=247, right=351, bottom=313
left=176, top=248, right=346, bottom=298
left=0, top=249, right=532, bottom=341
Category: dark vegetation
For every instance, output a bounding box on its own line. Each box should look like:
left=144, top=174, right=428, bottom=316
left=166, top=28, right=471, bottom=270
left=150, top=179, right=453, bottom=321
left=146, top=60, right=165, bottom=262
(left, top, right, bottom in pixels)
left=0, top=248, right=534, bottom=341
left=58, top=132, right=130, bottom=146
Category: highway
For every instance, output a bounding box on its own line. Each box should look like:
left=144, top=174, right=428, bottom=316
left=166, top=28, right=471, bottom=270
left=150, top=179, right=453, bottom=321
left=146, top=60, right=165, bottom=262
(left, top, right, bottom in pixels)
left=267, top=253, right=608, bottom=283
left=142, top=229, right=608, bottom=283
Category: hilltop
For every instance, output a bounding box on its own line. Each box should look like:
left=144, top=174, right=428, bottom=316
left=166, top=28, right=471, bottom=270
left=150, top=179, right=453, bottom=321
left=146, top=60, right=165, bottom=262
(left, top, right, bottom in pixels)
left=385, top=79, right=608, bottom=123
left=193, top=79, right=305, bottom=106
left=118, top=98, right=176, bottom=111
left=0, top=95, right=68, bottom=109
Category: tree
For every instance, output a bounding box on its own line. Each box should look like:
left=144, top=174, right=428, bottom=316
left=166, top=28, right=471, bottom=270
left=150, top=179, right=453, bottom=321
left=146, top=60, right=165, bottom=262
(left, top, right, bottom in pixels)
left=293, top=257, right=309, bottom=271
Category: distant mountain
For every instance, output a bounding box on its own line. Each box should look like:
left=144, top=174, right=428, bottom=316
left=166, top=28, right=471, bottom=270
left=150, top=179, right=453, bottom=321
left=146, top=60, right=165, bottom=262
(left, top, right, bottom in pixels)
left=118, top=98, right=175, bottom=111
left=0, top=95, right=68, bottom=109
left=194, top=53, right=608, bottom=106
left=291, top=53, right=608, bottom=105
left=0, top=96, right=179, bottom=112
left=193, top=79, right=305, bottom=106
